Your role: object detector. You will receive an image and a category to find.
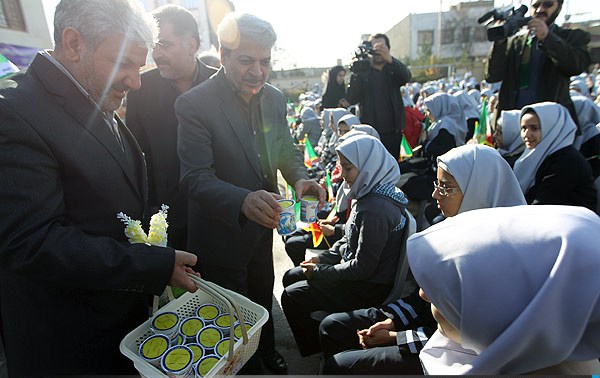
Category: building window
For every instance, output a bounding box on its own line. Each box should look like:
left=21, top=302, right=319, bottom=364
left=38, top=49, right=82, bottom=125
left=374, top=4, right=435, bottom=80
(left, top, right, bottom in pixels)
left=460, top=26, right=471, bottom=42
left=0, top=0, right=26, bottom=31
left=417, top=30, right=434, bottom=46
left=473, top=26, right=487, bottom=42
left=441, top=28, right=454, bottom=45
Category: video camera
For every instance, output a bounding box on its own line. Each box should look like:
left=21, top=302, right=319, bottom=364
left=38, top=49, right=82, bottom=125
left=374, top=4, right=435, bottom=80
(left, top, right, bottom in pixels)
left=350, top=40, right=374, bottom=75
left=478, top=5, right=532, bottom=42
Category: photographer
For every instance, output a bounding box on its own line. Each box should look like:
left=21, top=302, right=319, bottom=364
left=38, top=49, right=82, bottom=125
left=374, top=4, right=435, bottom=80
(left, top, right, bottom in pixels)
left=485, top=0, right=591, bottom=126
left=341, top=34, right=412, bottom=158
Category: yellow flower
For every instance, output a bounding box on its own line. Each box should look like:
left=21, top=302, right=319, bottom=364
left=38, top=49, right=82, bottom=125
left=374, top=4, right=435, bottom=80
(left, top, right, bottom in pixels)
left=117, top=205, right=169, bottom=247
left=148, top=205, right=169, bottom=247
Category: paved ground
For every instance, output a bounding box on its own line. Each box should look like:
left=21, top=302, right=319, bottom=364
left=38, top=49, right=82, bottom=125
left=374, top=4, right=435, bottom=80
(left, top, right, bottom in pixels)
left=271, top=176, right=321, bottom=375
left=271, top=231, right=321, bottom=375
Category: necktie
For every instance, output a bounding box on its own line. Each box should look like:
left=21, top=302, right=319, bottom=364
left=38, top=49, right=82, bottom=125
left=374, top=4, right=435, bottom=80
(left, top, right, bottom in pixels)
left=107, top=114, right=125, bottom=152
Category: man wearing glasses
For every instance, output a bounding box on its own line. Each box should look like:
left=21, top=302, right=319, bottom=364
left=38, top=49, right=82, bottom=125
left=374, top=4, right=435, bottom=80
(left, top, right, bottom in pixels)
left=485, top=0, right=590, bottom=127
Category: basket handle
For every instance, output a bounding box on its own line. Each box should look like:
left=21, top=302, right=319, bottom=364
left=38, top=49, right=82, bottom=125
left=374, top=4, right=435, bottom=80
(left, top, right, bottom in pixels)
left=187, top=274, right=250, bottom=358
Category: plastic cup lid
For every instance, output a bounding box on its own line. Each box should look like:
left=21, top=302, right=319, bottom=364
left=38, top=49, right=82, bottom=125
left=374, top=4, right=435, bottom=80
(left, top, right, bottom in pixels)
left=139, top=334, right=170, bottom=360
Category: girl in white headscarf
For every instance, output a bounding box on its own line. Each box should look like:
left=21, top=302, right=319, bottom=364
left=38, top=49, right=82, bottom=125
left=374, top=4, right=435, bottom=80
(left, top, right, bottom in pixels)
left=319, top=144, right=525, bottom=375
left=281, top=135, right=409, bottom=357
left=452, top=90, right=480, bottom=142
left=434, top=144, right=525, bottom=218
left=409, top=205, right=600, bottom=375
left=423, top=93, right=467, bottom=162
left=295, top=107, right=322, bottom=147
left=513, top=102, right=597, bottom=211
left=571, top=95, right=600, bottom=178
left=493, top=109, right=525, bottom=168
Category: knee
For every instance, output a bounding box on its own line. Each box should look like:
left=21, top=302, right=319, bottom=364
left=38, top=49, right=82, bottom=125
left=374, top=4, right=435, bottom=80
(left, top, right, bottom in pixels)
left=319, top=313, right=338, bottom=336
left=322, top=354, right=352, bottom=375
left=282, top=267, right=305, bottom=288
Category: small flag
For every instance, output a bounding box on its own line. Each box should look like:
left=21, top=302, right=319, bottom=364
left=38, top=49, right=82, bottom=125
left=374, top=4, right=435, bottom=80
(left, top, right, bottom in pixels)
left=304, top=138, right=319, bottom=168
left=473, top=98, right=488, bottom=144
left=325, top=204, right=338, bottom=223
left=303, top=222, right=324, bottom=247
left=398, top=134, right=413, bottom=162
left=325, top=173, right=334, bottom=203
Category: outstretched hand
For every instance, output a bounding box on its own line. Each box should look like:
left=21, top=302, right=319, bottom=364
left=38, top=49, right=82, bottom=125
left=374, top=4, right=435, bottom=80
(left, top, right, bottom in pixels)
left=241, top=190, right=284, bottom=229
left=294, top=179, right=326, bottom=210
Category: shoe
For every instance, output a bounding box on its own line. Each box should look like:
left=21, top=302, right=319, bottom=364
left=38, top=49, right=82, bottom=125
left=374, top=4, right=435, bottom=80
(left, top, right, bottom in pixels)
left=260, top=349, right=288, bottom=374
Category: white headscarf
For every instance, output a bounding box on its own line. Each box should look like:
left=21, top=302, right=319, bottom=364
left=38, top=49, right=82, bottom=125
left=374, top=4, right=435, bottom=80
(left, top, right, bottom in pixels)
left=337, top=114, right=360, bottom=130
left=408, top=205, right=600, bottom=375
left=335, top=135, right=400, bottom=200
left=335, top=127, right=382, bottom=212
left=437, top=145, right=526, bottom=214
left=453, top=90, right=480, bottom=120
left=497, top=109, right=524, bottom=157
left=513, top=102, right=576, bottom=193
left=467, top=89, right=481, bottom=105
left=425, top=93, right=467, bottom=147
left=571, top=95, right=600, bottom=149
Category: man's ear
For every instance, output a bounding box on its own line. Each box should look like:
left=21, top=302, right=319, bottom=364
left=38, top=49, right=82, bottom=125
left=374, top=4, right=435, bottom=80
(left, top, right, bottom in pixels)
left=187, top=36, right=200, bottom=56
left=61, top=27, right=85, bottom=62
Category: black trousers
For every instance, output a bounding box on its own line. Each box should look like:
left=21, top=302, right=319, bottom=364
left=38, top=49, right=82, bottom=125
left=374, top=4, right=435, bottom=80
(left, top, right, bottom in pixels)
left=283, top=231, right=328, bottom=266
left=319, top=308, right=423, bottom=374
left=199, top=229, right=275, bottom=353
left=280, top=267, right=391, bottom=357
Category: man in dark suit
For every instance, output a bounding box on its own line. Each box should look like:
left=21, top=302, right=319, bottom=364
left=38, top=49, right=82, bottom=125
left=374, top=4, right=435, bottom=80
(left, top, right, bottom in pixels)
left=0, top=0, right=198, bottom=375
left=176, top=12, right=325, bottom=374
left=341, top=33, right=412, bottom=159
left=126, top=4, right=217, bottom=250
left=485, top=0, right=590, bottom=126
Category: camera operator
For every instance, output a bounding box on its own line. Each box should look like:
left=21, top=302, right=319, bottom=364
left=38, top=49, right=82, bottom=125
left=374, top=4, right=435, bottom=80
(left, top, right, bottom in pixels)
left=340, top=33, right=411, bottom=158
left=485, top=0, right=591, bottom=127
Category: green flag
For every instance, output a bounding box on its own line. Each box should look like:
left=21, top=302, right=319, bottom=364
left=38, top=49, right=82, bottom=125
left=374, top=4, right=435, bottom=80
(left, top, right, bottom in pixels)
left=474, top=98, right=488, bottom=144
left=399, top=134, right=413, bottom=162
left=304, top=138, right=319, bottom=168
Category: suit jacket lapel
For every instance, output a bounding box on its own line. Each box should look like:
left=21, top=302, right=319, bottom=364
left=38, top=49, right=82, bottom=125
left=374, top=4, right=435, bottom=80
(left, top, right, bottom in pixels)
left=259, top=93, right=278, bottom=174
left=117, top=116, right=147, bottom=202
left=32, top=55, right=144, bottom=201
left=216, top=71, right=263, bottom=180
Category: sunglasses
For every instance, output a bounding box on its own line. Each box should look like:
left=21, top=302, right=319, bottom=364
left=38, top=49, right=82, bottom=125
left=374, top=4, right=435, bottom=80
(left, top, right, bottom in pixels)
left=433, top=181, right=461, bottom=196
left=532, top=1, right=556, bottom=9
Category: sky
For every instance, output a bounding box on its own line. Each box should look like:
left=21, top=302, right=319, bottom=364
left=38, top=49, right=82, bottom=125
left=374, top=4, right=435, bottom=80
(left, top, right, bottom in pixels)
left=41, top=0, right=600, bottom=70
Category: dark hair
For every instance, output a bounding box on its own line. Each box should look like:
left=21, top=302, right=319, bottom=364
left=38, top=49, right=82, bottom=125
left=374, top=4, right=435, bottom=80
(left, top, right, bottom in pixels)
left=153, top=4, right=200, bottom=48
left=370, top=33, right=390, bottom=49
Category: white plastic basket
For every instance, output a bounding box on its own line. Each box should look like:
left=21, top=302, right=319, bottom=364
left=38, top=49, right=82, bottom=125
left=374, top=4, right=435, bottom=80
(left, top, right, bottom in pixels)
left=120, top=277, right=268, bottom=377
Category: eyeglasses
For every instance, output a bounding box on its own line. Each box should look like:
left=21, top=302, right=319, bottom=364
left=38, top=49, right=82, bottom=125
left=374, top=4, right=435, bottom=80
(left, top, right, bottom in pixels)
left=532, top=1, right=555, bottom=9
left=433, top=180, right=461, bottom=196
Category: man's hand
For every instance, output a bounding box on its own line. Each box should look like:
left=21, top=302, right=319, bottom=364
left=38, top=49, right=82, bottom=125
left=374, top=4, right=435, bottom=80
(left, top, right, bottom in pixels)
left=528, top=17, right=550, bottom=41
left=169, top=250, right=200, bottom=293
left=241, top=190, right=283, bottom=229
left=294, top=179, right=326, bottom=210
left=372, top=40, right=393, bottom=64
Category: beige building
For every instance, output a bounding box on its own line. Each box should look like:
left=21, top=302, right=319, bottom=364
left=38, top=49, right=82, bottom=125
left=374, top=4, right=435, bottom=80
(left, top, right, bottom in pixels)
left=0, top=0, right=52, bottom=68
left=388, top=0, right=493, bottom=60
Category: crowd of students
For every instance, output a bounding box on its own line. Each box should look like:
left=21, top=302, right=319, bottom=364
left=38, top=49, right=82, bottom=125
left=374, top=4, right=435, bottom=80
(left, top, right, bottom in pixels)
left=281, top=67, right=600, bottom=374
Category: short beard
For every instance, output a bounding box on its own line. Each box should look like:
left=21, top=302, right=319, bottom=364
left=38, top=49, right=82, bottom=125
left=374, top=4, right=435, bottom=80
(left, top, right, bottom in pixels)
left=545, top=6, right=561, bottom=26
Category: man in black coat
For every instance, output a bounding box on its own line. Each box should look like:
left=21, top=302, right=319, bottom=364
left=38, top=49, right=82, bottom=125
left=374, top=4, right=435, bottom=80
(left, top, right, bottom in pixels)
left=126, top=4, right=217, bottom=250
left=341, top=33, right=412, bottom=159
left=0, top=0, right=198, bottom=375
left=485, top=0, right=591, bottom=126
left=176, top=13, right=325, bottom=374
